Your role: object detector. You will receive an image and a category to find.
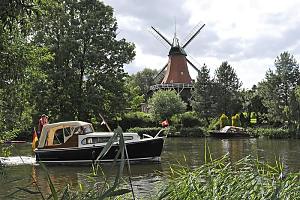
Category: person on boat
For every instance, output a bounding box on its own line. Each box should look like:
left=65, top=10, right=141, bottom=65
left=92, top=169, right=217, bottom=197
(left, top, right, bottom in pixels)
left=161, top=119, right=169, bottom=127
left=38, top=114, right=48, bottom=137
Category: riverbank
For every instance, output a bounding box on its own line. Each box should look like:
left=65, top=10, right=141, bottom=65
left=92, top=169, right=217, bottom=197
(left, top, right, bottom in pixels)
left=129, top=126, right=300, bottom=139
left=1, top=126, right=300, bottom=145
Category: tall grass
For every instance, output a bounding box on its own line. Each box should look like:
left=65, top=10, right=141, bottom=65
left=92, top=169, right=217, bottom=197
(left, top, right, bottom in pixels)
left=158, top=141, right=300, bottom=200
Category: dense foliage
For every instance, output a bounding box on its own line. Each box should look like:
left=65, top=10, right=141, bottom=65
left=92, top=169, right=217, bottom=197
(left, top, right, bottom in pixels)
left=32, top=0, right=135, bottom=121
left=0, top=0, right=135, bottom=140
left=2, top=0, right=300, bottom=141
left=192, top=64, right=217, bottom=125
left=130, top=68, right=158, bottom=95
left=214, top=61, right=242, bottom=115
left=258, top=52, right=300, bottom=125
left=148, top=90, right=186, bottom=120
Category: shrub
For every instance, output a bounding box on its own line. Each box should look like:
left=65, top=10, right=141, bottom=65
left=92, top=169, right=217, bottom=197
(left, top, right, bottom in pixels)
left=180, top=112, right=202, bottom=128
left=119, top=112, right=156, bottom=130
left=179, top=127, right=206, bottom=137
left=170, top=112, right=202, bottom=128
left=232, top=114, right=241, bottom=127
left=219, top=114, right=230, bottom=128
left=208, top=118, right=220, bottom=130
left=148, top=90, right=186, bottom=120
left=248, top=127, right=295, bottom=139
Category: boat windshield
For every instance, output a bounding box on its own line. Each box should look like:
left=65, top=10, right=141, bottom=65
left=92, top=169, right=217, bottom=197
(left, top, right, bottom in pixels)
left=73, top=125, right=93, bottom=135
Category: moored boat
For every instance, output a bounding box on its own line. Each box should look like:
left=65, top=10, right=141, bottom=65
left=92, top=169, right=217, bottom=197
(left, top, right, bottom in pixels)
left=209, top=126, right=252, bottom=138
left=35, top=121, right=165, bottom=163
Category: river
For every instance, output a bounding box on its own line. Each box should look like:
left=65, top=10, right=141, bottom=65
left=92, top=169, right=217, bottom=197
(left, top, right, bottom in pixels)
left=1, top=137, right=300, bottom=199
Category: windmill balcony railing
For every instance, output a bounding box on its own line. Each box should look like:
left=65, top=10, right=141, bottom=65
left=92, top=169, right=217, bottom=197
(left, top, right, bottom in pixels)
left=150, top=83, right=194, bottom=91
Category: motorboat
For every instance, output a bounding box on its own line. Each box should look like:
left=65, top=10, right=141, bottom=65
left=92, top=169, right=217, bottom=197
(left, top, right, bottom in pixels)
left=209, top=126, right=252, bottom=138
left=34, top=121, right=165, bottom=163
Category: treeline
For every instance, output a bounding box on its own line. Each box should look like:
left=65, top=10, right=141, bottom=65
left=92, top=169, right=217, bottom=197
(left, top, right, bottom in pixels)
left=1, top=1, right=300, bottom=141
left=0, top=0, right=135, bottom=141
left=127, top=51, right=300, bottom=134
left=192, top=51, right=300, bottom=129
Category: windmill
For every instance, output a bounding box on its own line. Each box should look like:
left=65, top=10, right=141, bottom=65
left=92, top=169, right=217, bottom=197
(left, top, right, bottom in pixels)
left=148, top=23, right=205, bottom=104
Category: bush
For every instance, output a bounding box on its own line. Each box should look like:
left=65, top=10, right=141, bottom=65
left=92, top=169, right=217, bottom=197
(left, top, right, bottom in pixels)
left=219, top=114, right=230, bottom=128
left=118, top=112, right=156, bottom=130
left=179, top=127, right=206, bottom=137
left=232, top=114, right=241, bottom=127
left=170, top=112, right=202, bottom=128
left=180, top=112, right=202, bottom=128
left=208, top=118, right=220, bottom=130
left=248, top=127, right=295, bottom=139
left=148, top=90, right=186, bottom=120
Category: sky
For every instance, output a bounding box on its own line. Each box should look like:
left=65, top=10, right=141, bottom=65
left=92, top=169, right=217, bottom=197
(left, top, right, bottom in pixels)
left=102, top=0, right=300, bottom=88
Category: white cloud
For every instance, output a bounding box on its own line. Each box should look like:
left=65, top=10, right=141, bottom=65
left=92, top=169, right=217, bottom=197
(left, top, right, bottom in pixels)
left=104, top=0, right=300, bottom=88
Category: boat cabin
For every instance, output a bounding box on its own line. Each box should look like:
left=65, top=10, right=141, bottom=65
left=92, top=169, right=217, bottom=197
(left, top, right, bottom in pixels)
left=37, top=121, right=140, bottom=149
left=38, top=121, right=94, bottom=148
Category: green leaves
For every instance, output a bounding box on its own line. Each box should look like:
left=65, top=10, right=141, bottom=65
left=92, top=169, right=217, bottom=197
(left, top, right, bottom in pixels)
left=191, top=64, right=217, bottom=124
left=214, top=61, right=242, bottom=115
left=258, top=51, right=300, bottom=124
left=148, top=90, right=186, bottom=120
left=31, top=0, right=135, bottom=121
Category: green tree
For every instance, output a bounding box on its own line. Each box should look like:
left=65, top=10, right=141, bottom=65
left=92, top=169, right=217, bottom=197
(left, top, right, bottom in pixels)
left=148, top=90, right=186, bottom=120
left=131, top=68, right=158, bottom=95
left=191, top=64, right=217, bottom=125
left=0, top=2, right=52, bottom=140
left=240, top=85, right=267, bottom=125
left=219, top=114, right=230, bottom=128
left=32, top=0, right=135, bottom=121
left=124, top=76, right=144, bottom=112
left=214, top=61, right=242, bottom=115
left=258, top=52, right=300, bottom=124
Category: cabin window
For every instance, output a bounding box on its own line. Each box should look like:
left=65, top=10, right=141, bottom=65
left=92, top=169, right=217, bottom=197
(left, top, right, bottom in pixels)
left=81, top=137, right=111, bottom=145
left=53, top=129, right=64, bottom=144
left=81, top=136, right=134, bottom=145
left=74, top=125, right=93, bottom=135
left=123, top=136, right=133, bottom=141
left=64, top=127, right=72, bottom=137
left=83, top=125, right=93, bottom=134
left=74, top=127, right=84, bottom=134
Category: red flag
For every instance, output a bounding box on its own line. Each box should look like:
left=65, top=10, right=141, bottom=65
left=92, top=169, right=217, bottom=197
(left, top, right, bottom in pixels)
left=32, top=129, right=38, bottom=151
left=161, top=119, right=169, bottom=127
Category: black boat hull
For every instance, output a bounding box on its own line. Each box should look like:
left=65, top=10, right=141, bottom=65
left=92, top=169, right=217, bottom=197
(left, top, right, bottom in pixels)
left=35, top=137, right=164, bottom=163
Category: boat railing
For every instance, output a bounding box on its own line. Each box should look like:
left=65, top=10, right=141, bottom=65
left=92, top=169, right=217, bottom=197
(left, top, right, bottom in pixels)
left=143, top=134, right=153, bottom=138
left=155, top=129, right=166, bottom=138
left=142, top=128, right=166, bottom=139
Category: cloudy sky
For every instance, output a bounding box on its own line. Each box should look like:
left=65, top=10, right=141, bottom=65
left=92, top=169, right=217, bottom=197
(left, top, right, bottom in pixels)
left=103, top=0, right=300, bottom=88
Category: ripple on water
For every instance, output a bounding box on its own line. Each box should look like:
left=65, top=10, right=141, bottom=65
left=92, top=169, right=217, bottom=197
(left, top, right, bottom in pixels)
left=0, top=156, right=36, bottom=166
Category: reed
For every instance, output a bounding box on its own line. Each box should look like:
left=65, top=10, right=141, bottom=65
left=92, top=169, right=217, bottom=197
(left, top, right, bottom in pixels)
left=157, top=142, right=300, bottom=200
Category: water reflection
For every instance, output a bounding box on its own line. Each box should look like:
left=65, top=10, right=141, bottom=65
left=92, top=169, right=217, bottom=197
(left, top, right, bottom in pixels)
left=1, top=138, right=300, bottom=199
